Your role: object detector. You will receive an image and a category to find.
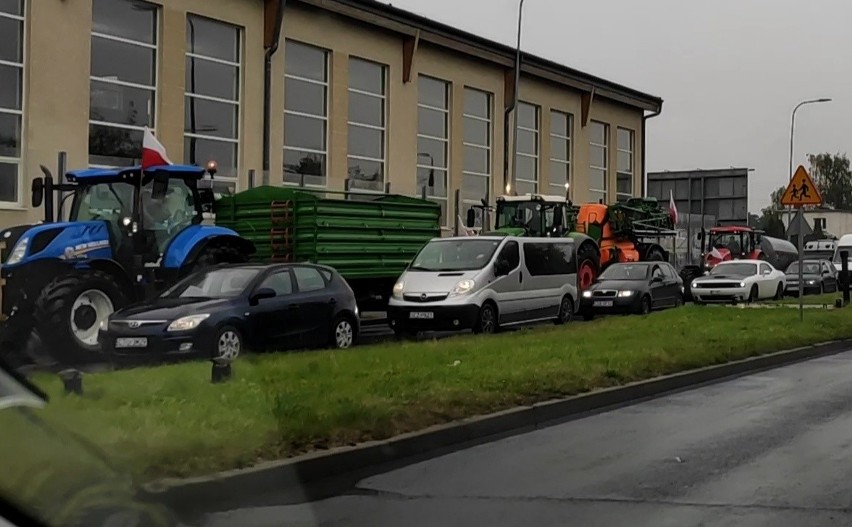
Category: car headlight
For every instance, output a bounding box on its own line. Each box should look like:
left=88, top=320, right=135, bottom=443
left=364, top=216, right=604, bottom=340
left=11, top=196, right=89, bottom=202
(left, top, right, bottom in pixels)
left=617, top=290, right=634, bottom=298
left=167, top=314, right=210, bottom=332
left=450, top=279, right=476, bottom=296
left=6, top=237, right=28, bottom=265
left=392, top=280, right=404, bottom=299
left=582, top=290, right=593, bottom=298
left=99, top=319, right=108, bottom=331
left=806, top=280, right=817, bottom=285
left=739, top=282, right=746, bottom=288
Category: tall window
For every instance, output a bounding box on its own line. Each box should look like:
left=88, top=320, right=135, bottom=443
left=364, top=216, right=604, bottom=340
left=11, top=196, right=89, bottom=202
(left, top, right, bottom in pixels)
left=417, top=75, right=450, bottom=224
left=284, top=40, right=328, bottom=187
left=462, top=88, right=491, bottom=227
left=589, top=121, right=608, bottom=203
left=549, top=110, right=572, bottom=197
left=89, top=0, right=158, bottom=166
left=185, top=15, right=241, bottom=194
left=515, top=102, right=539, bottom=195
left=616, top=128, right=634, bottom=202
left=347, top=58, right=386, bottom=194
left=0, top=0, right=24, bottom=204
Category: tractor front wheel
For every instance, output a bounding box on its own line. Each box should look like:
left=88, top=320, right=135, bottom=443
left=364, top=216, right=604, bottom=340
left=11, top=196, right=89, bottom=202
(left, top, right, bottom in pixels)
left=33, top=270, right=128, bottom=365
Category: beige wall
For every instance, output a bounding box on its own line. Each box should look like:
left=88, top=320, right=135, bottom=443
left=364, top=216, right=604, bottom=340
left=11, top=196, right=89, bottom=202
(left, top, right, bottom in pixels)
left=6, top=0, right=265, bottom=229
left=5, top=0, right=646, bottom=232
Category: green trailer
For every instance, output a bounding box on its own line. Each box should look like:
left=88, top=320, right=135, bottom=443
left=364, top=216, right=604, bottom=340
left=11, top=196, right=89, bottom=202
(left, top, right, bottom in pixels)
left=215, top=186, right=441, bottom=308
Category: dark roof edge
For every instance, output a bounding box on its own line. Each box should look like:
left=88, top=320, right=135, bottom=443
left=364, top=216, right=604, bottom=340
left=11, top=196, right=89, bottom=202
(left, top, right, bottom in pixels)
left=295, top=0, right=663, bottom=112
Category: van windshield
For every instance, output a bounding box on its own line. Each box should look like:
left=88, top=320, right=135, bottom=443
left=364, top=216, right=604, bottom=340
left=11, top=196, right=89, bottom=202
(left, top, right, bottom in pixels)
left=833, top=246, right=852, bottom=264
left=410, top=239, right=501, bottom=272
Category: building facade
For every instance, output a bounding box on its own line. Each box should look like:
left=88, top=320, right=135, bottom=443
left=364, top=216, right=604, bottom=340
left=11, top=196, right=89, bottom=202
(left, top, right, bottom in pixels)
left=1, top=0, right=662, bottom=231
left=782, top=209, right=852, bottom=240
left=647, top=168, right=750, bottom=226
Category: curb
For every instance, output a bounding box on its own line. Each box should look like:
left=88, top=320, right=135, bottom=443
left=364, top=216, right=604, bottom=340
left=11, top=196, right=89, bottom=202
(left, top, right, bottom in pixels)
left=150, top=339, right=852, bottom=513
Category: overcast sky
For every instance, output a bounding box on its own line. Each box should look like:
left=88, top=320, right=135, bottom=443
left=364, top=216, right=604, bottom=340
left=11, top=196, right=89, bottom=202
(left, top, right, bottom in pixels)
left=385, top=0, right=851, bottom=211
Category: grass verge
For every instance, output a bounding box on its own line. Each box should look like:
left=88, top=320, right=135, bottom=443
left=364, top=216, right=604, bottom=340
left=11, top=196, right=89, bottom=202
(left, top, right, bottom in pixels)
left=20, top=306, right=852, bottom=481
left=772, top=292, right=844, bottom=305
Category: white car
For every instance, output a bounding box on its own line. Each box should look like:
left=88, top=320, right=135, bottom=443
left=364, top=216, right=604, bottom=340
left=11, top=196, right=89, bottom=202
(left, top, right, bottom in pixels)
left=691, top=260, right=785, bottom=304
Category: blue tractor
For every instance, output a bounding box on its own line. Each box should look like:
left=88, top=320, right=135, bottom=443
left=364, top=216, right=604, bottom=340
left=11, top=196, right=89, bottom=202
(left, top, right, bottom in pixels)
left=0, top=163, right=255, bottom=364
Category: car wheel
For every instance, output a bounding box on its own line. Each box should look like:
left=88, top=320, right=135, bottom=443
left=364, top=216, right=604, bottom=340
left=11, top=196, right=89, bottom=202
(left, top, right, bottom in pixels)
left=474, top=302, right=498, bottom=334
left=331, top=316, right=356, bottom=349
left=214, top=325, right=242, bottom=364
left=748, top=285, right=758, bottom=303
left=637, top=295, right=652, bottom=315
left=554, top=295, right=574, bottom=325
left=774, top=283, right=784, bottom=300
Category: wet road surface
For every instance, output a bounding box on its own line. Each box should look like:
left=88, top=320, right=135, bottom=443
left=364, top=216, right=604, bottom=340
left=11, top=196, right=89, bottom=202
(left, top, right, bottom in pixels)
left=204, top=348, right=852, bottom=527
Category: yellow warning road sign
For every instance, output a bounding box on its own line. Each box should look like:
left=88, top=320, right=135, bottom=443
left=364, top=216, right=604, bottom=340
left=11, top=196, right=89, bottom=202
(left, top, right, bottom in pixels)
left=781, top=165, right=822, bottom=207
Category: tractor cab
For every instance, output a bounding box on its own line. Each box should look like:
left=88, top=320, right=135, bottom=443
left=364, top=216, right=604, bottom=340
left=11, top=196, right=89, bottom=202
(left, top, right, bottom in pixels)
left=489, top=194, right=570, bottom=237
left=704, top=226, right=761, bottom=267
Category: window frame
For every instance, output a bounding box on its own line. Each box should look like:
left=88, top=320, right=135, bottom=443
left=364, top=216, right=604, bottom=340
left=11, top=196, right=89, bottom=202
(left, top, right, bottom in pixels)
left=256, top=269, right=294, bottom=297
left=347, top=56, right=387, bottom=196
left=515, top=101, right=539, bottom=195
left=416, top=74, right=451, bottom=226
left=184, top=13, right=243, bottom=194
left=292, top=265, right=328, bottom=292
left=88, top=0, right=159, bottom=168
left=0, top=2, right=25, bottom=207
left=616, top=127, right=634, bottom=202
left=462, top=87, right=492, bottom=228
left=549, top=110, right=572, bottom=198
left=589, top=120, right=608, bottom=203
left=283, top=39, right=330, bottom=189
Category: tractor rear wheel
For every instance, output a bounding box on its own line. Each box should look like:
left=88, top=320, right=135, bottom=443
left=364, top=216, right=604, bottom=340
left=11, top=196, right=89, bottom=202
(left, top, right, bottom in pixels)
left=33, top=270, right=128, bottom=365
left=576, top=242, right=600, bottom=292
left=644, top=246, right=666, bottom=262
left=185, top=244, right=248, bottom=276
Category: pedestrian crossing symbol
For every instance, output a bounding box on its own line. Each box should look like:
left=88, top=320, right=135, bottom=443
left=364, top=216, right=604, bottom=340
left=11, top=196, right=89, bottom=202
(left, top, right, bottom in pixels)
left=781, top=165, right=822, bottom=207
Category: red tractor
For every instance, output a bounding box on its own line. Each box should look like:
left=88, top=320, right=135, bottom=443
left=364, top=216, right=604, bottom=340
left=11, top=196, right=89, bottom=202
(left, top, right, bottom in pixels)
left=680, top=225, right=798, bottom=298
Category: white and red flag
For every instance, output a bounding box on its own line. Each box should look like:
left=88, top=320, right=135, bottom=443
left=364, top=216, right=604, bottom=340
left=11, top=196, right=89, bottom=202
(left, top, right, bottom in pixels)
left=668, top=189, right=679, bottom=225
left=141, top=127, right=172, bottom=169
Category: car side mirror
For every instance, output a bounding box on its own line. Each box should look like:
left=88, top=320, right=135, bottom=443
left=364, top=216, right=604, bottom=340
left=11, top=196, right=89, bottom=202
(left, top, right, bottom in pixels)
left=250, top=287, right=277, bottom=305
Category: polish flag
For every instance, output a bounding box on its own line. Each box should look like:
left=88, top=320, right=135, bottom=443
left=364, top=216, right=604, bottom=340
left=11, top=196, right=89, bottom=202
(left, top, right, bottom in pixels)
left=141, top=127, right=172, bottom=169
left=668, top=189, right=679, bottom=225
left=709, top=247, right=725, bottom=260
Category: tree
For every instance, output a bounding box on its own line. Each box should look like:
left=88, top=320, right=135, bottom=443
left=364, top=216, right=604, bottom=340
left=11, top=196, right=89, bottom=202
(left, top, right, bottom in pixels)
left=806, top=153, right=852, bottom=210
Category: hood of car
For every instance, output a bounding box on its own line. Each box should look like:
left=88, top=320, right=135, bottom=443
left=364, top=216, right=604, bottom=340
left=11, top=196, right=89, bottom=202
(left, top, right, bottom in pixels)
left=591, top=279, right=649, bottom=291
left=694, top=274, right=750, bottom=284
left=112, top=297, right=237, bottom=321
left=786, top=273, right=820, bottom=281
left=400, top=270, right=481, bottom=295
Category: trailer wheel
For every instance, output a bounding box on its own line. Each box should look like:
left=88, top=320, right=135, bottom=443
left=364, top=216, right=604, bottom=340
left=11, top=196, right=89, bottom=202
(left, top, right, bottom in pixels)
left=33, top=270, right=128, bottom=365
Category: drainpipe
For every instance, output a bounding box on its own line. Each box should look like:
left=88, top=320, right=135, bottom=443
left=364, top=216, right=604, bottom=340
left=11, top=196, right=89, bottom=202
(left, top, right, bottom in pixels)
left=641, top=106, right=662, bottom=197
left=263, top=0, right=287, bottom=183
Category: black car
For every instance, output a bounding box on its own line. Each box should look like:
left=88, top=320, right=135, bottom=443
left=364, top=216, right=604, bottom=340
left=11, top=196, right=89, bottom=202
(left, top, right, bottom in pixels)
left=101, top=263, right=360, bottom=365
left=784, top=259, right=838, bottom=296
left=580, top=262, right=683, bottom=319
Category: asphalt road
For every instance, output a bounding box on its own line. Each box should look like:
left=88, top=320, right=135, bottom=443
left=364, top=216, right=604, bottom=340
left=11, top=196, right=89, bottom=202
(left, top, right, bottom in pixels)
left=203, top=348, right=852, bottom=527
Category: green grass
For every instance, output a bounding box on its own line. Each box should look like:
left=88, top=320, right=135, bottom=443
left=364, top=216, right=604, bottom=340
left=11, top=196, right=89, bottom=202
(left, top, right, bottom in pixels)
left=21, top=306, right=852, bottom=482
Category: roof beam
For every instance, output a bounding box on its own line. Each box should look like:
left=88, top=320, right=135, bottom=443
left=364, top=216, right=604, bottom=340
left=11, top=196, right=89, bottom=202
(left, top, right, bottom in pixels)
left=402, top=31, right=420, bottom=84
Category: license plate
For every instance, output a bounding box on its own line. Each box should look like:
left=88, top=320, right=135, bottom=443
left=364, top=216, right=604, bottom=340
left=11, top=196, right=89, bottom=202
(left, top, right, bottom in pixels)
left=115, top=337, right=148, bottom=348
left=409, top=311, right=434, bottom=320
left=593, top=300, right=614, bottom=307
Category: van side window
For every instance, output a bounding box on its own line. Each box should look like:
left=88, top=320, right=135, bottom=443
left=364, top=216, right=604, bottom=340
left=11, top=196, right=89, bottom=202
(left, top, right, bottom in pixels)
left=497, top=241, right=520, bottom=272
left=523, top=242, right=574, bottom=276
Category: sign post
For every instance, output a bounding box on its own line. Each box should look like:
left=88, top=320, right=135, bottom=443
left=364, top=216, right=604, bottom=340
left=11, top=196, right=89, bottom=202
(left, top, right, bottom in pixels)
left=780, top=165, right=823, bottom=321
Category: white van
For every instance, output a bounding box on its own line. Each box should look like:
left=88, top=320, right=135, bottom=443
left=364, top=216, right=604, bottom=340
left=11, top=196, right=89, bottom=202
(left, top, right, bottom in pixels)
left=832, top=235, right=852, bottom=271
left=387, top=236, right=579, bottom=335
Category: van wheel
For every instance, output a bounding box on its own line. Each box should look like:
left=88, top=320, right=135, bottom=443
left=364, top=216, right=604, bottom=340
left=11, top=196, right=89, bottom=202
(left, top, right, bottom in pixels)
left=554, top=295, right=574, bottom=325
left=474, top=303, right=498, bottom=334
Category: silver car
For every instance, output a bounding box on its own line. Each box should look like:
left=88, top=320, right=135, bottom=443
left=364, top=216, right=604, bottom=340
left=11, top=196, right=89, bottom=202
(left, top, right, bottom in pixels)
left=387, top=236, right=579, bottom=335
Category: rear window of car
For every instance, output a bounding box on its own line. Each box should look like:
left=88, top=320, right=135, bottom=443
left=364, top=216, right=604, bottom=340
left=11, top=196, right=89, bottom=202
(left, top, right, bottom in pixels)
left=294, top=266, right=327, bottom=292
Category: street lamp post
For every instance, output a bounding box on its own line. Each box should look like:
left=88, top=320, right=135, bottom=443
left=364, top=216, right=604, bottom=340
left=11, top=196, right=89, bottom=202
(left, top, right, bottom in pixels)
left=509, top=0, right=526, bottom=195
left=787, top=98, right=832, bottom=227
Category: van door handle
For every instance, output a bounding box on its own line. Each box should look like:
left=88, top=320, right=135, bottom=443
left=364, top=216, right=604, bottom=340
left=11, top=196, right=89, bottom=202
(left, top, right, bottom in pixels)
left=519, top=271, right=524, bottom=283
